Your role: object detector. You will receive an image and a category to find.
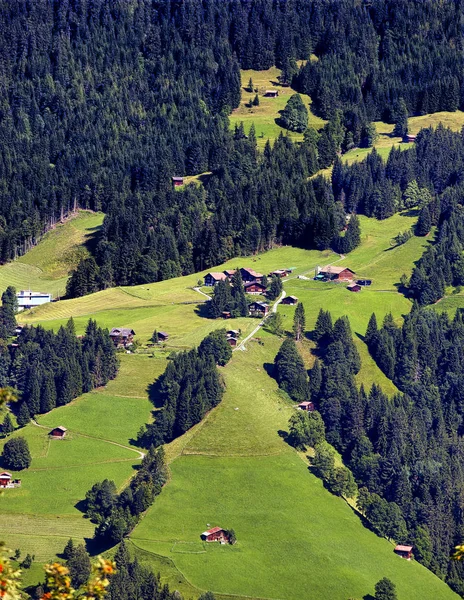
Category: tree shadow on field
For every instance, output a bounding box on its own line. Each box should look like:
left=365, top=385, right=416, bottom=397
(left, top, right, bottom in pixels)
left=277, top=429, right=289, bottom=443
left=147, top=378, right=164, bottom=409
left=263, top=362, right=275, bottom=379
left=74, top=499, right=87, bottom=514
left=355, top=331, right=366, bottom=344
left=84, top=224, right=102, bottom=256
left=194, top=303, right=213, bottom=319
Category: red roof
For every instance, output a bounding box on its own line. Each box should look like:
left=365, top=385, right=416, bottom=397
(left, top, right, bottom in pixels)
left=205, top=527, right=224, bottom=535
left=0, top=471, right=12, bottom=479
left=395, top=545, right=413, bottom=552
left=299, top=402, right=313, bottom=407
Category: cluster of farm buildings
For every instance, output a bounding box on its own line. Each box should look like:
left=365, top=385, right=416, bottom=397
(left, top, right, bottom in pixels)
left=204, top=266, right=298, bottom=318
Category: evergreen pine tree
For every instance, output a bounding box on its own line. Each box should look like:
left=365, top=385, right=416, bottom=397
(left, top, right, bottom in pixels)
left=293, top=302, right=306, bottom=341
left=1, top=413, right=14, bottom=436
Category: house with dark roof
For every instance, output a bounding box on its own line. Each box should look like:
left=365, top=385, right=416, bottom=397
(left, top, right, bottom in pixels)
left=49, top=426, right=68, bottom=438
left=244, top=281, right=267, bottom=295
left=109, top=328, right=135, bottom=348
left=249, top=301, right=269, bottom=317
left=204, top=272, right=228, bottom=286
left=282, top=295, right=298, bottom=305
left=240, top=268, right=264, bottom=283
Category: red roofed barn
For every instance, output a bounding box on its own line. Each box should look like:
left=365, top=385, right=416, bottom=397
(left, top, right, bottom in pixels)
left=201, top=527, right=229, bottom=542
left=394, top=545, right=413, bottom=560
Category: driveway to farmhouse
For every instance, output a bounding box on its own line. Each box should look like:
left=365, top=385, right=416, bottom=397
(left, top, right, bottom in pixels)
left=235, top=290, right=286, bottom=351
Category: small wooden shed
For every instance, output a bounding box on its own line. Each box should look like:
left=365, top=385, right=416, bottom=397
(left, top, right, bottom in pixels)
left=158, top=331, right=169, bottom=342
left=50, top=426, right=67, bottom=438
left=264, top=90, right=279, bottom=97
left=282, top=295, right=298, bottom=305
left=394, top=545, right=413, bottom=560
left=172, top=176, right=184, bottom=187
left=298, top=401, right=315, bottom=412
left=347, top=283, right=361, bottom=293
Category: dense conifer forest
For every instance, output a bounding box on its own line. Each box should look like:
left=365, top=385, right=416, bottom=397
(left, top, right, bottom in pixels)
left=2, top=0, right=464, bottom=293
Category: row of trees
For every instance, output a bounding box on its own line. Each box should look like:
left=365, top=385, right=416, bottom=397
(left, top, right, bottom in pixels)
left=84, top=446, right=167, bottom=547
left=137, top=330, right=232, bottom=448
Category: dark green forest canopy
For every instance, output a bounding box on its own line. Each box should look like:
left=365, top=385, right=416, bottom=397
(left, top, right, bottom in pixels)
left=1, top=0, right=464, bottom=291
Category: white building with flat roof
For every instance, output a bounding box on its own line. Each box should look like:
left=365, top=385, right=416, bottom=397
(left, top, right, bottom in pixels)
left=16, top=290, right=52, bottom=310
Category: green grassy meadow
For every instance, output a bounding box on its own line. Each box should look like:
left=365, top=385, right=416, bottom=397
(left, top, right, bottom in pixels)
left=132, top=334, right=457, bottom=600
left=229, top=67, right=326, bottom=147
left=3, top=200, right=461, bottom=598
left=0, top=211, right=103, bottom=298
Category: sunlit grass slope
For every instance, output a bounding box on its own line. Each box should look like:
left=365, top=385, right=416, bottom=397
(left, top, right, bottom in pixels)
left=132, top=334, right=457, bottom=600
left=0, top=211, right=103, bottom=298
left=229, top=66, right=326, bottom=147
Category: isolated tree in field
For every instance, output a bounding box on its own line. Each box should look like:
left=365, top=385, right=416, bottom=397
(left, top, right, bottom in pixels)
left=293, top=302, right=306, bottom=341
left=20, top=553, right=33, bottom=569
left=374, top=577, right=397, bottom=600
left=247, top=77, right=254, bottom=92
left=151, top=329, right=159, bottom=343
left=1, top=413, right=13, bottom=436
left=393, top=98, right=408, bottom=137
left=280, top=94, right=308, bottom=133
left=67, top=544, right=91, bottom=588
left=63, top=538, right=75, bottom=561
left=2, top=436, right=31, bottom=469
left=252, top=93, right=259, bottom=106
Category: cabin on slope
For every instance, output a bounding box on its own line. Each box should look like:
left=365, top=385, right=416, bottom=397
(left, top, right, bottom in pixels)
left=204, top=272, right=228, bottom=286
left=201, top=527, right=229, bottom=543
left=0, top=471, right=21, bottom=489
left=249, top=301, right=269, bottom=317
left=244, top=281, right=267, bottom=295
left=317, top=266, right=355, bottom=282
left=49, top=426, right=67, bottom=438
left=394, top=545, right=413, bottom=560
left=264, top=90, right=279, bottom=97
left=282, top=295, right=298, bottom=305
left=172, top=176, right=184, bottom=187
left=109, top=328, right=135, bottom=348
left=240, top=268, right=264, bottom=284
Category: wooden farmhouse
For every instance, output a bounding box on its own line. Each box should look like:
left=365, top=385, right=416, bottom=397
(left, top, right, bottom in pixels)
left=264, top=90, right=279, bottom=97
left=204, top=272, right=228, bottom=286
left=347, top=283, right=361, bottom=293
left=201, top=527, right=229, bottom=543
left=244, top=281, right=267, bottom=295
left=318, top=266, right=355, bottom=281
left=282, top=295, right=298, bottom=305
left=298, top=401, right=315, bottom=411
left=227, top=337, right=238, bottom=347
left=240, top=267, right=264, bottom=283
left=249, top=301, right=269, bottom=317
left=226, top=330, right=240, bottom=338
left=394, top=545, right=413, bottom=560
left=109, top=328, right=135, bottom=348
left=0, top=471, right=21, bottom=489
left=172, top=176, right=184, bottom=187
left=49, top=426, right=67, bottom=438
left=269, top=269, right=289, bottom=278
